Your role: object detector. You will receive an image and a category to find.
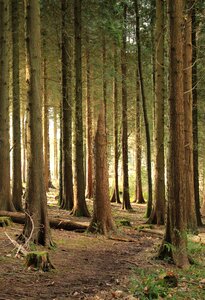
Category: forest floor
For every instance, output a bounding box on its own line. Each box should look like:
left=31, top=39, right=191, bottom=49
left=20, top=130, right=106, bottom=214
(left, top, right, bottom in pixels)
left=0, top=191, right=205, bottom=300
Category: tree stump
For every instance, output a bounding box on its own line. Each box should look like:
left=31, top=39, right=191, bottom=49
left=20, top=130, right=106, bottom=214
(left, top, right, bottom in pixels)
left=0, top=217, right=12, bottom=227
left=26, top=251, right=54, bottom=272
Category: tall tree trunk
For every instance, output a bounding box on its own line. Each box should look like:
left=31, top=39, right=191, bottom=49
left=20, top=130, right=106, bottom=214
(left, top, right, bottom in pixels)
left=134, top=72, right=145, bottom=204
left=85, top=41, right=93, bottom=199
left=183, top=1, right=197, bottom=231
left=53, top=107, right=58, bottom=180
left=43, top=58, right=52, bottom=192
left=158, top=0, right=189, bottom=268
left=61, top=0, right=74, bottom=210
left=88, top=105, right=115, bottom=234
left=103, top=35, right=107, bottom=126
left=192, top=2, right=202, bottom=226
left=0, top=1, right=15, bottom=212
left=135, top=0, right=152, bottom=218
left=148, top=0, right=165, bottom=224
left=110, top=44, right=121, bottom=204
left=11, top=0, right=23, bottom=211
left=22, top=0, right=52, bottom=246
left=121, top=4, right=132, bottom=210
left=72, top=0, right=90, bottom=217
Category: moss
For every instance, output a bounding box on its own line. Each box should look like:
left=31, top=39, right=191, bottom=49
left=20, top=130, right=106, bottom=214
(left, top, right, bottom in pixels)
left=0, top=217, right=12, bottom=227
left=26, top=251, right=55, bottom=272
left=116, top=219, right=132, bottom=227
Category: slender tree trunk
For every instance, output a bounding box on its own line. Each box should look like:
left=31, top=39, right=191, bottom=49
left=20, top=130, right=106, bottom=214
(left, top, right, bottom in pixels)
left=11, top=0, right=23, bottom=211
left=88, top=105, right=115, bottom=234
left=0, top=1, right=15, bottom=212
left=121, top=4, right=132, bottom=210
left=135, top=0, right=152, bottom=218
left=134, top=72, right=145, bottom=204
left=158, top=0, right=189, bottom=268
left=103, top=35, right=107, bottom=126
left=110, top=44, right=121, bottom=204
left=43, top=58, right=52, bottom=192
left=85, top=42, right=93, bottom=199
left=60, top=0, right=74, bottom=210
left=183, top=1, right=197, bottom=231
left=53, top=107, right=58, bottom=180
left=192, top=2, right=202, bottom=226
left=22, top=0, right=52, bottom=246
left=72, top=0, right=90, bottom=217
left=148, top=0, right=165, bottom=224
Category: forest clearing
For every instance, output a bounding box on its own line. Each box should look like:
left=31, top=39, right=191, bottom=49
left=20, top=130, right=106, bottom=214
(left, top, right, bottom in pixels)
left=0, top=196, right=205, bottom=300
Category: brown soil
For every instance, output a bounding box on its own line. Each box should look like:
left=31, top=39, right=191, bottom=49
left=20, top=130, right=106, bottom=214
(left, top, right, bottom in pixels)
left=0, top=201, right=192, bottom=300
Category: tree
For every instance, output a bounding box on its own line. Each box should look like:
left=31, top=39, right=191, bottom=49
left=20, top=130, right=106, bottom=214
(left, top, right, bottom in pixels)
left=183, top=0, right=197, bottom=231
left=134, top=72, right=145, bottom=204
left=61, top=0, right=74, bottom=210
left=22, top=0, right=52, bottom=245
left=11, top=0, right=23, bottom=211
left=88, top=105, right=115, bottom=234
left=72, top=0, right=90, bottom=217
left=0, top=0, right=15, bottom=211
left=110, top=44, right=121, bottom=204
left=158, top=0, right=189, bottom=268
left=121, top=3, right=132, bottom=210
left=148, top=0, right=165, bottom=224
left=135, top=0, right=152, bottom=218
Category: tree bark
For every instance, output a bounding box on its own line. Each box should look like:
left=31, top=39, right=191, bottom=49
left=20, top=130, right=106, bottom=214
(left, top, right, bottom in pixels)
left=148, top=0, right=165, bottom=224
left=183, top=1, right=197, bottom=231
left=135, top=0, right=152, bottom=217
left=158, top=0, right=189, bottom=268
left=110, top=44, right=121, bottom=204
left=61, top=0, right=74, bottom=210
left=88, top=105, right=115, bottom=234
left=0, top=1, right=15, bottom=212
left=11, top=0, right=23, bottom=211
left=121, top=4, right=132, bottom=210
left=72, top=0, right=90, bottom=217
left=53, top=107, right=59, bottom=180
left=22, top=0, right=52, bottom=246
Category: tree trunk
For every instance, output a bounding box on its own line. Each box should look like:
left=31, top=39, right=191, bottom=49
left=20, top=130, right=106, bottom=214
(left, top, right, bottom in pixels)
left=121, top=4, right=132, bottom=210
left=0, top=1, right=15, bottom=212
left=85, top=41, right=93, bottom=199
left=88, top=105, right=115, bottom=234
left=53, top=107, right=59, bottom=180
left=148, top=0, right=165, bottom=224
left=22, top=0, right=52, bottom=246
left=11, top=0, right=23, bottom=211
left=72, top=0, right=90, bottom=217
left=43, top=58, right=52, bottom=192
left=183, top=1, right=197, bottom=231
left=192, top=2, right=202, bottom=226
left=158, top=0, right=189, bottom=268
left=61, top=0, right=74, bottom=210
left=110, top=44, right=121, bottom=204
left=135, top=0, right=152, bottom=218
left=134, top=72, right=145, bottom=204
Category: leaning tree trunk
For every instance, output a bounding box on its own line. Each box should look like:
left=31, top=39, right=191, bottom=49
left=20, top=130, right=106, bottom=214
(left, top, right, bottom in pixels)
left=158, top=0, right=189, bottom=268
left=88, top=105, right=115, bottom=234
left=110, top=44, right=121, bottom=204
left=72, top=0, right=90, bottom=217
left=0, top=1, right=15, bottom=212
left=61, top=0, right=74, bottom=210
left=183, top=1, right=197, bottom=231
left=135, top=0, right=152, bottom=218
left=22, top=0, right=52, bottom=246
left=121, top=4, right=132, bottom=210
left=11, top=0, right=23, bottom=211
left=148, top=0, right=165, bottom=224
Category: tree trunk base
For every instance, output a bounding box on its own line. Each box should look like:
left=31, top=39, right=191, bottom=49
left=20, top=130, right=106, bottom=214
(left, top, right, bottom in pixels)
left=0, top=217, right=12, bottom=227
left=26, top=251, right=54, bottom=271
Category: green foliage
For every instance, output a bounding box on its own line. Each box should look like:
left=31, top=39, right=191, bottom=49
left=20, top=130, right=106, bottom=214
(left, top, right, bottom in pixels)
left=0, top=217, right=12, bottom=227
left=116, top=219, right=132, bottom=227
